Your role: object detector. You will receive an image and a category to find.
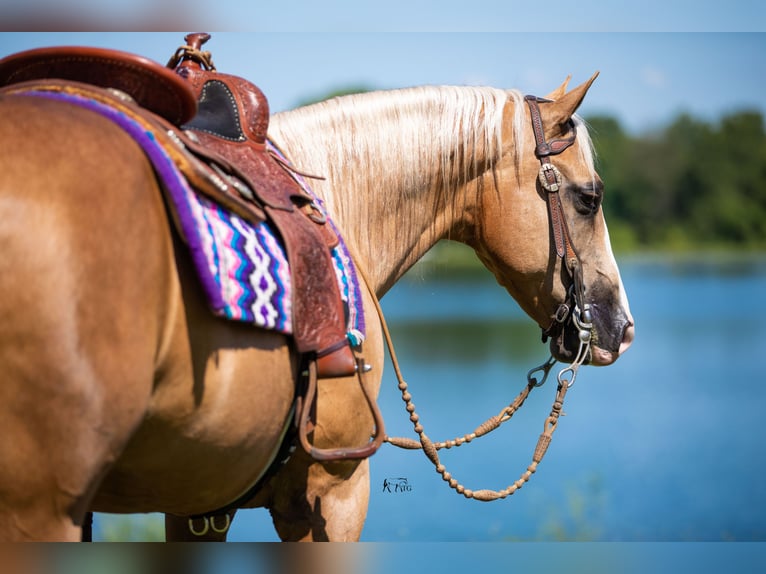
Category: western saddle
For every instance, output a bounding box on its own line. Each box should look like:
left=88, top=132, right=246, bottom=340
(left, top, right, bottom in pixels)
left=0, top=32, right=357, bottom=380
left=0, top=35, right=387, bottom=535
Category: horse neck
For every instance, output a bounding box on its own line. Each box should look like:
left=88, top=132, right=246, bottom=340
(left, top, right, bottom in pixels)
left=270, top=86, right=513, bottom=296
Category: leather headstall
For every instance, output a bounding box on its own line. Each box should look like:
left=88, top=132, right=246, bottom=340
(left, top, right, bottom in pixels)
left=523, top=95, right=588, bottom=344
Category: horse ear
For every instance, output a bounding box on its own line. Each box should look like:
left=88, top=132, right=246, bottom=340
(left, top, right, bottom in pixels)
left=546, top=71, right=599, bottom=126
left=544, top=75, right=571, bottom=101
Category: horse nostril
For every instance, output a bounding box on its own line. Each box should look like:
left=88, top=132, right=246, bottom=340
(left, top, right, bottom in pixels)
left=619, top=321, right=635, bottom=354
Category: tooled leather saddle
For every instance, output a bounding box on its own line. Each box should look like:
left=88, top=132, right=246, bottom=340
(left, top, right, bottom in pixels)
left=0, top=33, right=356, bottom=379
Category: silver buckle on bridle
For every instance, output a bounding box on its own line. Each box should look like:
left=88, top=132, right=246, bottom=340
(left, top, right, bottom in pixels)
left=538, top=163, right=563, bottom=192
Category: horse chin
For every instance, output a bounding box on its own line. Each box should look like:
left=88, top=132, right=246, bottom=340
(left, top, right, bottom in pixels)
left=549, top=327, right=619, bottom=367
left=548, top=326, right=585, bottom=365
left=589, top=346, right=618, bottom=366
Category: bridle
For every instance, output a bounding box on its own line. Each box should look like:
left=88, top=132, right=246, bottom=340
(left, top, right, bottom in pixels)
left=380, top=94, right=597, bottom=501
left=524, top=95, right=593, bottom=365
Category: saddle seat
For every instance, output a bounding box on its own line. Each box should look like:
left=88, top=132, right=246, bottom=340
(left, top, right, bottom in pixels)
left=0, top=44, right=198, bottom=126
left=0, top=35, right=357, bottom=379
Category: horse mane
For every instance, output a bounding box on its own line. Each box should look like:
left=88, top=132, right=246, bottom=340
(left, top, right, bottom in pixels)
left=269, top=85, right=595, bottom=260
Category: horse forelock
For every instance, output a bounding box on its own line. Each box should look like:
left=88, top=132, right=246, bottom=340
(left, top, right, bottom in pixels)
left=572, top=115, right=597, bottom=182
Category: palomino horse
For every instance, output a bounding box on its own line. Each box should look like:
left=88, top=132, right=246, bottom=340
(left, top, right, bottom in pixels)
left=0, top=73, right=633, bottom=541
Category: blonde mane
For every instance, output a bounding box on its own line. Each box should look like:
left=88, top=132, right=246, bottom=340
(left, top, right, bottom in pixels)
left=268, top=85, right=595, bottom=286
left=271, top=86, right=512, bottom=213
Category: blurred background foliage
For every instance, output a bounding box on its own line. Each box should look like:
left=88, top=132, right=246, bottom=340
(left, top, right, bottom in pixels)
left=587, top=110, right=766, bottom=253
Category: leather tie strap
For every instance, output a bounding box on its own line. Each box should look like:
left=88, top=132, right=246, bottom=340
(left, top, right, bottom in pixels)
left=296, top=358, right=386, bottom=461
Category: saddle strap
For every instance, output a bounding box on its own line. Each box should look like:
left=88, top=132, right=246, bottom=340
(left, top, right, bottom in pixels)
left=296, top=358, right=385, bottom=461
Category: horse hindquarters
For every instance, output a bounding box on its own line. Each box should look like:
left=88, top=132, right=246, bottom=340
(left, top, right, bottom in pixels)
left=0, top=97, right=173, bottom=540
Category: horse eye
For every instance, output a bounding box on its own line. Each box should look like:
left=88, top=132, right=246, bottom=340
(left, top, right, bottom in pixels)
left=571, top=183, right=603, bottom=215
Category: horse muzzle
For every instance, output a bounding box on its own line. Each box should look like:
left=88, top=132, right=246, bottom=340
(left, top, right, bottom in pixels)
left=591, top=318, right=634, bottom=366
left=549, top=303, right=634, bottom=367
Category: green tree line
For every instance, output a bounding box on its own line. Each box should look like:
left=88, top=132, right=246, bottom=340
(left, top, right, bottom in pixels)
left=586, top=110, right=766, bottom=252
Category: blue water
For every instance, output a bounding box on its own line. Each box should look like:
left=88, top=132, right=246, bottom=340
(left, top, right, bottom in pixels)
left=358, top=254, right=766, bottom=541
left=94, top=254, right=766, bottom=542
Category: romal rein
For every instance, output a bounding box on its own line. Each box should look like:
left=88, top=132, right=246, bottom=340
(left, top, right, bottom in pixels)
left=378, top=95, right=594, bottom=501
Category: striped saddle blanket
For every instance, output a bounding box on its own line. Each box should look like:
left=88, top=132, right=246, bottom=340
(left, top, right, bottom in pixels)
left=16, top=87, right=366, bottom=343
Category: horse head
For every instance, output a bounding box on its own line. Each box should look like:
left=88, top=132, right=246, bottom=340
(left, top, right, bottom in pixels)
left=271, top=77, right=633, bottom=368
left=469, top=73, right=634, bottom=366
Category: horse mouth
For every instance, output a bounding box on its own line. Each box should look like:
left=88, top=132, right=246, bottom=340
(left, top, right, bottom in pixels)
left=549, top=326, right=587, bottom=365
left=549, top=317, right=634, bottom=367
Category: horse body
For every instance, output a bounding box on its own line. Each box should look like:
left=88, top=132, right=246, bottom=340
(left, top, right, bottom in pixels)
left=0, top=94, right=300, bottom=539
left=0, top=75, right=632, bottom=541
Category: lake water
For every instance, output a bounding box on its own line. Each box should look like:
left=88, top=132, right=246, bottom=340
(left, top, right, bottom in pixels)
left=94, top=254, right=766, bottom=542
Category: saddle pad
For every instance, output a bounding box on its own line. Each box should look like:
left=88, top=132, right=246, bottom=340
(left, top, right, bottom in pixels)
left=15, top=88, right=365, bottom=342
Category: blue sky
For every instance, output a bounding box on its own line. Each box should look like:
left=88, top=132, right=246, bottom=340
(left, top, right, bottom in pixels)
left=1, top=2, right=765, bottom=134
left=2, top=31, right=764, bottom=135
left=3, top=0, right=766, bottom=32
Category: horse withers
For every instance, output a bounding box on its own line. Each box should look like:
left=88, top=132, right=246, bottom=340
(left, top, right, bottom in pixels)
left=0, top=54, right=632, bottom=540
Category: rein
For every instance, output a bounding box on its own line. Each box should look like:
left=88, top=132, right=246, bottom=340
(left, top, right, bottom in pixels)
left=369, top=267, right=590, bottom=501
left=370, top=94, right=595, bottom=501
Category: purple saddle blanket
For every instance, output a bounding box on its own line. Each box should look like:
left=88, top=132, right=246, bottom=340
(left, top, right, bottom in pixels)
left=18, top=88, right=365, bottom=342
